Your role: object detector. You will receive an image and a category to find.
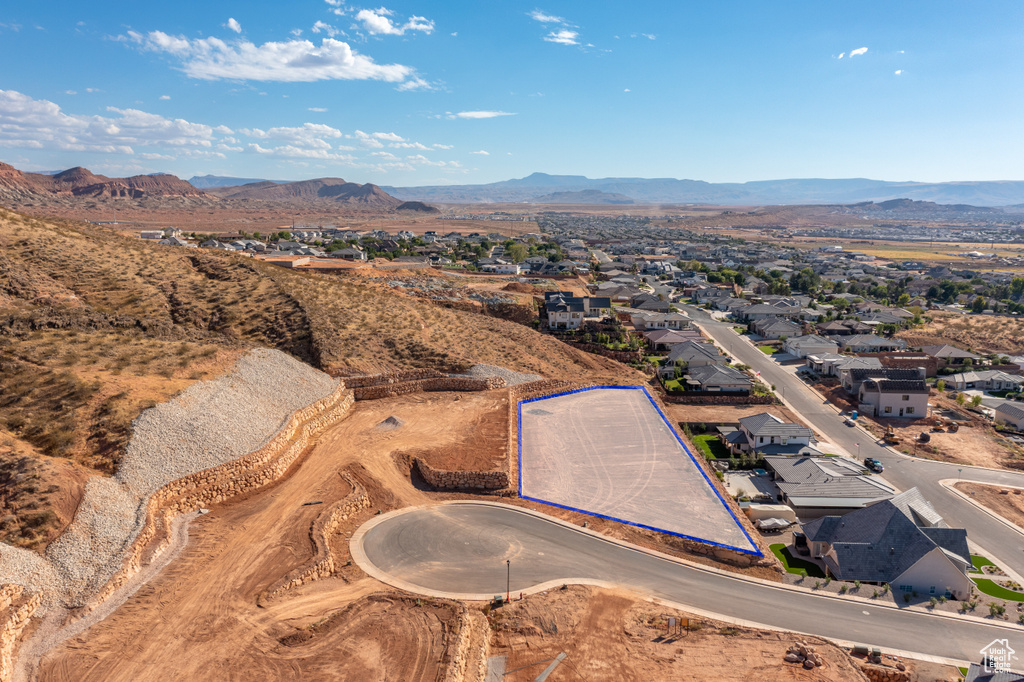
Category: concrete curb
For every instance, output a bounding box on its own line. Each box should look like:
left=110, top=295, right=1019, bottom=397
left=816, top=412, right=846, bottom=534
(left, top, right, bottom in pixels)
left=350, top=500, right=1024, bottom=641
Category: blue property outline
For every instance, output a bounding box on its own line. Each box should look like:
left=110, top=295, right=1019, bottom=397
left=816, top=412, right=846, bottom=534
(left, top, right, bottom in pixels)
left=517, top=385, right=763, bottom=557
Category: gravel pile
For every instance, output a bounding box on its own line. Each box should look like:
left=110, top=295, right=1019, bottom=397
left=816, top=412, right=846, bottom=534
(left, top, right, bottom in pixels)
left=376, top=416, right=405, bottom=431
left=1, top=348, right=340, bottom=609
left=116, top=348, right=339, bottom=499
left=450, top=364, right=542, bottom=387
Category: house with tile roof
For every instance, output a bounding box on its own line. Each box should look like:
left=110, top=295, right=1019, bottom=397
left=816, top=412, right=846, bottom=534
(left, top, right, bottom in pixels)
left=801, top=488, right=971, bottom=599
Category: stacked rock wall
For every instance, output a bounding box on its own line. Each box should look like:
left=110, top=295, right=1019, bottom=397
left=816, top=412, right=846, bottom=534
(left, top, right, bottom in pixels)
left=338, top=369, right=444, bottom=387
left=415, top=458, right=509, bottom=491
left=442, top=601, right=472, bottom=682
left=0, top=586, right=39, bottom=682
left=260, top=472, right=370, bottom=603
left=88, top=384, right=355, bottom=610
left=353, top=376, right=504, bottom=401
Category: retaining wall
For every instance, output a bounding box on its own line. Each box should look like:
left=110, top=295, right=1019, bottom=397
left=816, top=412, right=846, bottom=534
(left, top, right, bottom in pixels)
left=415, top=458, right=509, bottom=491
left=442, top=601, right=473, bottom=682
left=87, top=384, right=356, bottom=611
left=0, top=587, right=39, bottom=682
left=353, top=376, right=504, bottom=401
left=260, top=471, right=370, bottom=603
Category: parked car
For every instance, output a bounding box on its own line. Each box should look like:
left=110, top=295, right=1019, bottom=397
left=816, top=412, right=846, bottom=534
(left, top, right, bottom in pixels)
left=793, top=531, right=810, bottom=556
left=844, top=417, right=856, bottom=427
left=863, top=457, right=884, bottom=473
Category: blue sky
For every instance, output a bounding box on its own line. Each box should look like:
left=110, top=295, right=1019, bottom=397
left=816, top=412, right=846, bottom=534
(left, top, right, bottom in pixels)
left=0, top=1, right=1021, bottom=186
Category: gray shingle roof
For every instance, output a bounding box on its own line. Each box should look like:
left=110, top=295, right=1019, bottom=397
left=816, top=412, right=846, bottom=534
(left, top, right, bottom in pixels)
left=738, top=413, right=813, bottom=438
left=802, top=488, right=968, bottom=582
left=996, top=402, right=1024, bottom=421
left=686, top=364, right=752, bottom=386
left=861, top=378, right=929, bottom=394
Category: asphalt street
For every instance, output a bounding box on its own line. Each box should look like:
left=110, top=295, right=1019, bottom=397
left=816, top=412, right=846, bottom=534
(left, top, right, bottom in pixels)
left=358, top=502, right=1024, bottom=665
left=681, top=304, right=1024, bottom=579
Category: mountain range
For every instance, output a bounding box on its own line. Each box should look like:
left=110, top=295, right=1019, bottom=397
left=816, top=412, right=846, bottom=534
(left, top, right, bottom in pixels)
left=382, top=172, right=1024, bottom=207
left=0, top=163, right=406, bottom=210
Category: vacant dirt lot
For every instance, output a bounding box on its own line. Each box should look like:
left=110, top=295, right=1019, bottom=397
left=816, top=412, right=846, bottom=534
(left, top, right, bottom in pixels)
left=490, top=586, right=951, bottom=681
left=665, top=403, right=809, bottom=429
left=898, top=311, right=1024, bottom=355
left=955, top=482, right=1024, bottom=531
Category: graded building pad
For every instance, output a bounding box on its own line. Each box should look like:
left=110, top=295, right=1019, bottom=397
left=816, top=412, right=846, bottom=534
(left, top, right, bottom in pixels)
left=518, top=386, right=761, bottom=555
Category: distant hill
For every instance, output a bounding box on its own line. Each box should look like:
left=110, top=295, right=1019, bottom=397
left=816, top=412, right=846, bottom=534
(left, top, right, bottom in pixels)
left=189, top=174, right=283, bottom=189
left=530, top=189, right=634, bottom=205
left=0, top=162, right=208, bottom=202
left=208, top=177, right=402, bottom=209
left=383, top=172, right=1024, bottom=207
left=396, top=200, right=440, bottom=213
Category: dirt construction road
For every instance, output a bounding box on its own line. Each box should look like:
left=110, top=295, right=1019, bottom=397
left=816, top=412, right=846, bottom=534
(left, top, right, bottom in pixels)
left=37, top=391, right=507, bottom=681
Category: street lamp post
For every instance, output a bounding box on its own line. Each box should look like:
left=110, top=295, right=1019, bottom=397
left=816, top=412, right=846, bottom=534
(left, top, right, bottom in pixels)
left=506, top=560, right=511, bottom=604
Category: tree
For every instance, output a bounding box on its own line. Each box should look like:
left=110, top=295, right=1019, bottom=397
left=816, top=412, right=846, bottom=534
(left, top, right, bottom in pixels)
left=956, top=393, right=966, bottom=406
left=897, top=293, right=911, bottom=306
left=972, top=296, right=986, bottom=313
left=936, top=379, right=946, bottom=392
left=1012, top=277, right=1024, bottom=298
left=506, top=242, right=528, bottom=263
left=971, top=395, right=983, bottom=408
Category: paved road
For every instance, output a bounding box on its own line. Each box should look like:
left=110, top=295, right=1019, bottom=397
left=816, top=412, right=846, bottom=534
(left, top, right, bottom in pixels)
left=681, top=305, right=1024, bottom=579
left=356, top=502, right=1024, bottom=665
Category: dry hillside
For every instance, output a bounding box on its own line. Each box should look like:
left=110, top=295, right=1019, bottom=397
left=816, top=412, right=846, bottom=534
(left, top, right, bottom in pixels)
left=0, top=207, right=625, bottom=550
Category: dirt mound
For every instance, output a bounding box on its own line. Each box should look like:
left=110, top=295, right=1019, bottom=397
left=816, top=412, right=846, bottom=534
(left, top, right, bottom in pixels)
left=376, top=415, right=405, bottom=431
left=502, top=281, right=539, bottom=294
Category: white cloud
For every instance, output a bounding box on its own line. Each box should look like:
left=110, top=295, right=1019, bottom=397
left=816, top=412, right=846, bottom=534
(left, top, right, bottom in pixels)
left=240, top=122, right=346, bottom=151
left=544, top=29, right=578, bottom=46
left=396, top=76, right=432, bottom=91
left=291, top=28, right=303, bottom=37
left=528, top=10, right=565, bottom=23
left=837, top=52, right=845, bottom=60
left=123, top=30, right=417, bottom=85
left=432, top=143, right=452, bottom=149
left=159, top=94, right=171, bottom=100
left=64, top=90, right=77, bottom=95
left=624, top=88, right=630, bottom=92
left=312, top=21, right=341, bottom=37
left=353, top=129, right=385, bottom=147
left=641, top=33, right=656, bottom=40
left=225, top=18, right=242, bottom=34
left=355, top=8, right=434, bottom=36
left=849, top=47, right=868, bottom=57
left=450, top=111, right=515, bottom=119
left=894, top=70, right=903, bottom=75
left=390, top=141, right=429, bottom=150
left=470, top=150, right=489, bottom=155
left=247, top=143, right=354, bottom=161
left=308, top=106, right=328, bottom=112
left=897, top=50, right=905, bottom=54
left=0, top=89, right=217, bottom=155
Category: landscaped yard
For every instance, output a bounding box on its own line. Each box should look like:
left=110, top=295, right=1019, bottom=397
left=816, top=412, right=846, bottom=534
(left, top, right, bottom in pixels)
left=664, top=378, right=684, bottom=392
left=971, top=577, right=1024, bottom=602
left=692, top=434, right=730, bottom=460
left=970, top=554, right=996, bottom=573
left=769, top=543, right=826, bottom=578
left=758, top=345, right=775, bottom=355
